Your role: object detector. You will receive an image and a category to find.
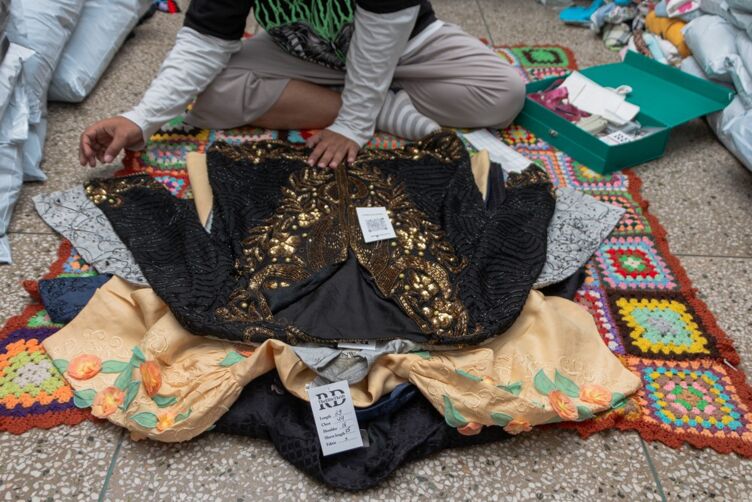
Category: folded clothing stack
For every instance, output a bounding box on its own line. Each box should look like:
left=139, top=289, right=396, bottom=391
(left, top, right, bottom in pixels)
left=680, top=7, right=752, bottom=171
left=33, top=133, right=638, bottom=490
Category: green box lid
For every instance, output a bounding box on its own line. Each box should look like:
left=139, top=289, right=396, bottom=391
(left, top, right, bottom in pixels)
left=580, top=51, right=734, bottom=128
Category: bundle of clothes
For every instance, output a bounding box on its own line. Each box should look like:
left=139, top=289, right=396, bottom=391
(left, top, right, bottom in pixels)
left=0, top=0, right=154, bottom=264
left=557, top=0, right=752, bottom=172
left=32, top=131, right=641, bottom=490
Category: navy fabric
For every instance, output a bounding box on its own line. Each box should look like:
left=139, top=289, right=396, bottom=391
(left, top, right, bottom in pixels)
left=355, top=383, right=419, bottom=421
left=38, top=275, right=111, bottom=323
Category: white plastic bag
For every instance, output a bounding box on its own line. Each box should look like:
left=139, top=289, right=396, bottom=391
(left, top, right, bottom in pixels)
left=49, top=0, right=152, bottom=102
left=681, top=56, right=752, bottom=172
left=684, top=15, right=752, bottom=108
left=0, top=78, right=31, bottom=263
left=6, top=0, right=85, bottom=180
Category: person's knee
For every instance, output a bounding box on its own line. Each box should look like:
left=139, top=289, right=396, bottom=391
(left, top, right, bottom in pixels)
left=187, top=69, right=263, bottom=130
left=488, top=70, right=526, bottom=129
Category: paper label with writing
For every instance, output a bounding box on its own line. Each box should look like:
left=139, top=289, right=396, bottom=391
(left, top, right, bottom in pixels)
left=356, top=207, right=396, bottom=243
left=308, top=380, right=363, bottom=456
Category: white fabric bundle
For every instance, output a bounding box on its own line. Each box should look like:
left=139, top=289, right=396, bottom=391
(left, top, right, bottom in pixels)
left=49, top=0, right=152, bottom=102
left=6, top=0, right=85, bottom=181
left=683, top=15, right=752, bottom=108
left=0, top=43, right=35, bottom=263
left=682, top=56, right=752, bottom=172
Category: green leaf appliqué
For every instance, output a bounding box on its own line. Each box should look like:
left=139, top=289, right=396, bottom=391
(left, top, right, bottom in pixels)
left=73, top=389, right=96, bottom=408
left=52, top=359, right=69, bottom=375
left=175, top=408, right=192, bottom=423
left=219, top=351, right=246, bottom=367
left=490, top=412, right=513, bottom=427
left=454, top=369, right=482, bottom=382
left=611, top=392, right=627, bottom=409
left=113, top=364, right=133, bottom=391
left=101, top=360, right=130, bottom=374
left=121, top=381, right=140, bottom=411
left=131, top=346, right=146, bottom=364
left=533, top=370, right=556, bottom=396
left=497, top=381, right=523, bottom=396
left=442, top=395, right=468, bottom=428
left=554, top=370, right=580, bottom=398
left=131, top=411, right=158, bottom=428
left=577, top=405, right=595, bottom=421
left=152, top=395, right=177, bottom=408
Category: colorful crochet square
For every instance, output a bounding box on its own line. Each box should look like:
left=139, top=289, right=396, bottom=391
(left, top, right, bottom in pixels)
left=5, top=45, right=752, bottom=459
left=61, top=249, right=96, bottom=277
left=507, top=47, right=576, bottom=80
left=613, top=294, right=716, bottom=358
left=595, top=236, right=677, bottom=290
left=505, top=130, right=628, bottom=190
left=587, top=191, right=651, bottom=236
left=625, top=358, right=752, bottom=445
left=0, top=242, right=92, bottom=434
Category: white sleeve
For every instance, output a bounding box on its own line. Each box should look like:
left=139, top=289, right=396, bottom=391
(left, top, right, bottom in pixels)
left=120, top=26, right=242, bottom=147
left=326, top=5, right=419, bottom=147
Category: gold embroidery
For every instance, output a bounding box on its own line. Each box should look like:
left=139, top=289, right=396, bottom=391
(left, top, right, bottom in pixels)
left=241, top=326, right=277, bottom=344
left=85, top=176, right=165, bottom=208
left=505, top=164, right=553, bottom=194
left=211, top=132, right=491, bottom=343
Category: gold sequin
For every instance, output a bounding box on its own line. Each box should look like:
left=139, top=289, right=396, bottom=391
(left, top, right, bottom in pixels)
left=214, top=131, right=478, bottom=343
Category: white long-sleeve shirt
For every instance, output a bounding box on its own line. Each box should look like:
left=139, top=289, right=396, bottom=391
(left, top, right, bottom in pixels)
left=122, top=6, right=442, bottom=147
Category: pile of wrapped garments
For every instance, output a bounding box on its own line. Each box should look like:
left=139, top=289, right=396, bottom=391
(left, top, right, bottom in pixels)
left=0, top=0, right=152, bottom=263
left=557, top=0, right=751, bottom=171
left=679, top=1, right=752, bottom=172
left=32, top=132, right=642, bottom=490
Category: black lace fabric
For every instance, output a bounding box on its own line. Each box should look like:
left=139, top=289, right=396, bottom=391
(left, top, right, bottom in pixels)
left=214, top=370, right=510, bottom=491
left=88, top=132, right=555, bottom=346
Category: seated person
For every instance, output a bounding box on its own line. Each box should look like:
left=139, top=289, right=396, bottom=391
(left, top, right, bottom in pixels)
left=79, top=0, right=526, bottom=169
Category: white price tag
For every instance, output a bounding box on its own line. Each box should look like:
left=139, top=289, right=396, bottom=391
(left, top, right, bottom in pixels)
left=338, top=341, right=377, bottom=351
left=308, top=380, right=363, bottom=456
left=461, top=129, right=532, bottom=173
left=356, top=207, right=397, bottom=243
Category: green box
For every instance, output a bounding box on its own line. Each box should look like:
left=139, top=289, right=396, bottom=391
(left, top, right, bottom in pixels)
left=515, top=51, right=734, bottom=174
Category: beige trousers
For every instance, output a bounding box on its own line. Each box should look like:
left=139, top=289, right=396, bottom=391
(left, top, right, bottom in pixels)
left=187, top=24, right=526, bottom=131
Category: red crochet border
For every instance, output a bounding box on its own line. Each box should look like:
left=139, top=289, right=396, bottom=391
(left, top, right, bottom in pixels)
left=0, top=240, right=94, bottom=434
left=558, top=169, right=752, bottom=457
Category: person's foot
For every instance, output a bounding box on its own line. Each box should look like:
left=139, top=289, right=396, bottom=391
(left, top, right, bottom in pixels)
left=376, top=90, right=441, bottom=140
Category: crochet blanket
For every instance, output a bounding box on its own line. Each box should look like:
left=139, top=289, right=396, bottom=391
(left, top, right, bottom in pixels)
left=2, top=45, right=751, bottom=458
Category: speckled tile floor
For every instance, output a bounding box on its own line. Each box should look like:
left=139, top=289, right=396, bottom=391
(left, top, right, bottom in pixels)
left=1, top=1, right=751, bottom=500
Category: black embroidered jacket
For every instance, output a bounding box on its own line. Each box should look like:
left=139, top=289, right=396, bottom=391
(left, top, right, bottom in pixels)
left=86, top=132, right=555, bottom=346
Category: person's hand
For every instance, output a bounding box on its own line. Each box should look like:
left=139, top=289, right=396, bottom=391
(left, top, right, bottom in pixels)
left=79, top=116, right=144, bottom=167
left=306, top=129, right=360, bottom=168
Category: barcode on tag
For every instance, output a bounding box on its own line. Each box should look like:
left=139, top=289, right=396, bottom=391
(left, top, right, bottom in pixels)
left=308, top=381, right=363, bottom=456
left=365, top=217, right=387, bottom=233
left=356, top=207, right=397, bottom=243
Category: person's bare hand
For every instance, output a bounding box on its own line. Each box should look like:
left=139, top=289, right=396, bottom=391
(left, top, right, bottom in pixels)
left=306, top=130, right=360, bottom=168
left=79, top=116, right=143, bottom=167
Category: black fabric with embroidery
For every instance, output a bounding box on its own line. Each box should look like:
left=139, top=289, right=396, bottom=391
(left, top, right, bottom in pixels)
left=214, top=370, right=510, bottom=491
left=87, top=132, right=555, bottom=346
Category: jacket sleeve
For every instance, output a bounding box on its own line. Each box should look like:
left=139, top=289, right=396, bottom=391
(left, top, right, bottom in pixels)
left=326, top=5, right=419, bottom=146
